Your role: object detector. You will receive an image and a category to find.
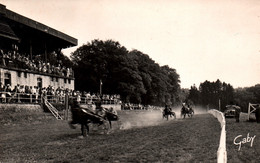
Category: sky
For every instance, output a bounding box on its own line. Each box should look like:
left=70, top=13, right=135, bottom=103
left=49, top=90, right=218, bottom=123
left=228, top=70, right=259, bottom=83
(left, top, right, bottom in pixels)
left=1, top=0, right=260, bottom=88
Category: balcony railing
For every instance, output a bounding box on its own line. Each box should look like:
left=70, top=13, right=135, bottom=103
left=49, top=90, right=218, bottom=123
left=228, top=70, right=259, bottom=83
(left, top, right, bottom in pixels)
left=0, top=92, right=119, bottom=105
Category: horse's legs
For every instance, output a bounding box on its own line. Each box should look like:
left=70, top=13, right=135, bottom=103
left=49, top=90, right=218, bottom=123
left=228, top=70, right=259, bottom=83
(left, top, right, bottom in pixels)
left=86, top=124, right=89, bottom=136
left=81, top=124, right=86, bottom=137
left=109, top=120, right=112, bottom=129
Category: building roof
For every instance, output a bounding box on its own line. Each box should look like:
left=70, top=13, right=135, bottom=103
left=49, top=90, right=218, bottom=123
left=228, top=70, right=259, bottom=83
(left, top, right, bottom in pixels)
left=0, top=4, right=77, bottom=53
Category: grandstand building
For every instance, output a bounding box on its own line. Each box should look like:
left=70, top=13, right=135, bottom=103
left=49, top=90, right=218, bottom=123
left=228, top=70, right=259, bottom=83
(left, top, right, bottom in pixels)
left=0, top=4, right=77, bottom=90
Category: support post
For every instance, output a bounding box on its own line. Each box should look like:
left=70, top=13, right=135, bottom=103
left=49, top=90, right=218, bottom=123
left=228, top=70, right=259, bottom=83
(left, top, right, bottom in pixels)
left=65, top=95, right=69, bottom=120
left=100, top=79, right=102, bottom=96
left=248, top=103, right=251, bottom=121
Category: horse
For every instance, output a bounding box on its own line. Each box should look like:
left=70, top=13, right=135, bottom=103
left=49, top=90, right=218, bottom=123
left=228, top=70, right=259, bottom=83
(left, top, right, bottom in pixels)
left=69, top=99, right=119, bottom=137
left=181, top=105, right=194, bottom=118
left=162, top=107, right=176, bottom=120
left=102, top=107, right=119, bottom=129
left=188, top=107, right=194, bottom=117
left=181, top=105, right=189, bottom=119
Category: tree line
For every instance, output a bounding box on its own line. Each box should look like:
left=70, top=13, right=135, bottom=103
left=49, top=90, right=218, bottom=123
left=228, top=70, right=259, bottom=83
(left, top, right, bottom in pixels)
left=70, top=39, right=181, bottom=106
left=186, top=80, right=260, bottom=112
left=58, top=39, right=259, bottom=110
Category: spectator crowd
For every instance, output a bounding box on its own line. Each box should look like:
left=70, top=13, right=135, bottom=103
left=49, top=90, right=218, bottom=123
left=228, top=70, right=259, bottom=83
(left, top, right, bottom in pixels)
left=0, top=82, right=120, bottom=105
left=0, top=49, right=73, bottom=78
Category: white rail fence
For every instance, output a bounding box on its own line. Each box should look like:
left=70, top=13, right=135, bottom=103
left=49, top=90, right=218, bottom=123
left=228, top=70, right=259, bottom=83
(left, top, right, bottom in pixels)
left=208, top=109, right=227, bottom=163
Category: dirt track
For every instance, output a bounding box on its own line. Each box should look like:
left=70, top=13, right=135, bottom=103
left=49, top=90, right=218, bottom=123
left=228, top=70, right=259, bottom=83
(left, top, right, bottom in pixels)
left=0, top=109, right=220, bottom=163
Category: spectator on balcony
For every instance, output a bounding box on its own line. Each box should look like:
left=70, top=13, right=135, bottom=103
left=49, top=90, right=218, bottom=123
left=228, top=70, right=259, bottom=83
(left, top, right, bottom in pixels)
left=61, top=66, right=67, bottom=76
left=50, top=65, right=55, bottom=74
left=42, top=63, right=47, bottom=73
left=37, top=61, right=42, bottom=72
left=47, top=62, right=52, bottom=74
left=3, top=52, right=9, bottom=66
left=0, top=50, right=5, bottom=66
left=31, top=60, right=37, bottom=71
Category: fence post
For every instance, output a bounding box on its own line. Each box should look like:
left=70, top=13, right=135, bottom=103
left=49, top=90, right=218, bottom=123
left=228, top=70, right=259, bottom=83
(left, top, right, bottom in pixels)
left=65, top=95, right=69, bottom=120
left=248, top=103, right=251, bottom=121
left=18, top=93, right=21, bottom=103
left=30, top=94, right=32, bottom=103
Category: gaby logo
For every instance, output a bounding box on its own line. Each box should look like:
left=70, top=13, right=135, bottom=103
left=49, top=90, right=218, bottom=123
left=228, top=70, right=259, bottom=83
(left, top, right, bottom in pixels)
left=233, top=133, right=256, bottom=151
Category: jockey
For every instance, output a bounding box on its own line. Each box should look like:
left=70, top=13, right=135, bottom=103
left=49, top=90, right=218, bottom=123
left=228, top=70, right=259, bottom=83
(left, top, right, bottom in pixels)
left=69, top=99, right=82, bottom=129
left=164, top=104, right=168, bottom=114
left=95, top=99, right=105, bottom=117
left=181, top=103, right=186, bottom=111
left=109, top=107, right=118, bottom=115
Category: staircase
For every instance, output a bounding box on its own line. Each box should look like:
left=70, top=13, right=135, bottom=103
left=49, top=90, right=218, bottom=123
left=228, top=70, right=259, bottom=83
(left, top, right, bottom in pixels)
left=43, top=97, right=63, bottom=120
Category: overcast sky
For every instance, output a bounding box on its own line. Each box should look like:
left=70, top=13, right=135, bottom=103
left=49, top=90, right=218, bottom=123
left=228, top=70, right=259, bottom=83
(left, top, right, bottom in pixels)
left=1, top=0, right=260, bottom=88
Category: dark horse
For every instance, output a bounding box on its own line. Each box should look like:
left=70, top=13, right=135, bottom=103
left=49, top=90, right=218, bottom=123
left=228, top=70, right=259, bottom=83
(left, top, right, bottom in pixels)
left=181, top=105, right=194, bottom=119
left=163, top=107, right=176, bottom=120
left=69, top=99, right=119, bottom=137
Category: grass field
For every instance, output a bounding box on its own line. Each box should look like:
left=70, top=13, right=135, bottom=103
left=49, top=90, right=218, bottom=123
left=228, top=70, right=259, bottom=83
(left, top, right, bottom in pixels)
left=1, top=107, right=222, bottom=162
left=225, top=113, right=260, bottom=163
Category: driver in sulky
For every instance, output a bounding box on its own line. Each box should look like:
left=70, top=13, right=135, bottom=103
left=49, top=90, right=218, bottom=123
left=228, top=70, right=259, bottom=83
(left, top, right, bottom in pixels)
left=95, top=99, right=105, bottom=117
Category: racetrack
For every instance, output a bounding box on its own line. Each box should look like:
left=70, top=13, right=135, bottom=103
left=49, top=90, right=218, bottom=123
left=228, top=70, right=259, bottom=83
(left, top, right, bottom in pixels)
left=0, top=108, right=220, bottom=162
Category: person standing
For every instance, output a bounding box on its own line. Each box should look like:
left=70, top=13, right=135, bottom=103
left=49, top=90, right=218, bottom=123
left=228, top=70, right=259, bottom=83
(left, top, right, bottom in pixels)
left=234, top=105, right=241, bottom=123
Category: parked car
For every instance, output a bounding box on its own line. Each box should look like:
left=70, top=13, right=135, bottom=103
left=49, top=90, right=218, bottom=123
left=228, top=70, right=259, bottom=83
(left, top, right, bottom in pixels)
left=224, top=105, right=236, bottom=118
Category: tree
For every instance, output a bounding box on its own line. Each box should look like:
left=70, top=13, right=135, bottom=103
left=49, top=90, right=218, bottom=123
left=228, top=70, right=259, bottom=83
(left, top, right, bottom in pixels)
left=71, top=41, right=181, bottom=106
left=187, top=84, right=200, bottom=105
left=199, top=79, right=234, bottom=109
left=234, top=84, right=260, bottom=112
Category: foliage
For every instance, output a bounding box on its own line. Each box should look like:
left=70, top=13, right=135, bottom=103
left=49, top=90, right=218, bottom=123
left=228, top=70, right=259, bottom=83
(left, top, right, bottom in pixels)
left=234, top=84, right=260, bottom=112
left=71, top=40, right=180, bottom=106
left=186, top=80, right=260, bottom=112
left=185, top=79, right=234, bottom=111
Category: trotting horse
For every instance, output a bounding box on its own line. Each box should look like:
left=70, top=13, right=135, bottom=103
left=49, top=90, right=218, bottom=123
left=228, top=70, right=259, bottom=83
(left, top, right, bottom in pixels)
left=181, top=105, right=194, bottom=118
left=162, top=107, right=176, bottom=120
left=69, top=99, right=119, bottom=137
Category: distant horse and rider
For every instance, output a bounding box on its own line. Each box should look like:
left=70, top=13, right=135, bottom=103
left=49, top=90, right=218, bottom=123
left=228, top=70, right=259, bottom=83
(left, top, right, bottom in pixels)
left=162, top=104, right=176, bottom=120
left=181, top=103, right=194, bottom=119
left=69, top=98, right=119, bottom=137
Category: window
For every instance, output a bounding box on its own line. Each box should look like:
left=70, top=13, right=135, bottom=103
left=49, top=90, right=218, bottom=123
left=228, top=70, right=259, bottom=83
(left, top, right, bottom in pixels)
left=56, top=77, right=58, bottom=82
left=37, top=78, right=42, bottom=88
left=17, top=71, right=21, bottom=77
left=4, top=73, right=11, bottom=86
left=24, top=72, right=27, bottom=78
left=68, top=79, right=71, bottom=84
left=64, top=78, right=67, bottom=84
left=51, top=77, right=54, bottom=81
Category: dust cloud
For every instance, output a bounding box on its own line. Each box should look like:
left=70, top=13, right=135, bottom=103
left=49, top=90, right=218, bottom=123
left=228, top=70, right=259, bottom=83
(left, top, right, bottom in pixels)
left=119, top=110, right=164, bottom=130
left=119, top=106, right=208, bottom=130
